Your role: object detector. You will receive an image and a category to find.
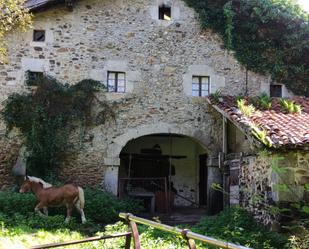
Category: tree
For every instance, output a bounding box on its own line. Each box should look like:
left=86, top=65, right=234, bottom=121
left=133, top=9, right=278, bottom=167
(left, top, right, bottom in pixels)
left=184, top=0, right=309, bottom=96
left=0, top=0, right=32, bottom=63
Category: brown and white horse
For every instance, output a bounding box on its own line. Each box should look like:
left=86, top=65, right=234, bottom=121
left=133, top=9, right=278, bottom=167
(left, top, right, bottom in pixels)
left=19, top=176, right=86, bottom=223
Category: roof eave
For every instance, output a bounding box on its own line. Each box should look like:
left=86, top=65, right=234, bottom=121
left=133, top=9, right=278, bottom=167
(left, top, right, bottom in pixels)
left=207, top=98, right=309, bottom=151
left=206, top=98, right=264, bottom=149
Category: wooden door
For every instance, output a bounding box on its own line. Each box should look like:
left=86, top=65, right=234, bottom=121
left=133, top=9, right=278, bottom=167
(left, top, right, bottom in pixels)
left=199, top=154, right=208, bottom=206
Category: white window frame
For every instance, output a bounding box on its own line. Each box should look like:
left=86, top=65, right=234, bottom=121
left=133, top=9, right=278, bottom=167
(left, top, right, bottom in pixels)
left=192, top=76, right=210, bottom=97
left=107, top=71, right=126, bottom=93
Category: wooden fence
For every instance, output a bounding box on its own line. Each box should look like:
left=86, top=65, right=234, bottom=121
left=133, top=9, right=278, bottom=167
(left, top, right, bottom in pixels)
left=30, top=213, right=252, bottom=249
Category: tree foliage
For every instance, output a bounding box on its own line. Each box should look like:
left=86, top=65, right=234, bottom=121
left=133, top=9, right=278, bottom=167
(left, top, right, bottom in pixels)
left=183, top=0, right=309, bottom=96
left=2, top=76, right=112, bottom=178
left=0, top=0, right=32, bottom=63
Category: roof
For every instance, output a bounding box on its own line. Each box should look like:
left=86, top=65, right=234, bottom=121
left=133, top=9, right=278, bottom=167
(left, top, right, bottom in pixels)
left=25, top=0, right=73, bottom=11
left=207, top=96, right=309, bottom=150
left=25, top=0, right=56, bottom=10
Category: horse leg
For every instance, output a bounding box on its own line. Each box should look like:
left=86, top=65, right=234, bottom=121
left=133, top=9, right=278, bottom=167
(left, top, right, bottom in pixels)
left=75, top=201, right=86, bottom=224
left=65, top=204, right=73, bottom=223
left=34, top=203, right=45, bottom=216
left=43, top=207, right=48, bottom=216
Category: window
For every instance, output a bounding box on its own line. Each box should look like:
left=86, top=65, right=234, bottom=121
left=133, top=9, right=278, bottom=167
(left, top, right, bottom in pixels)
left=107, top=71, right=126, bottom=93
left=270, top=84, right=282, bottom=97
left=33, top=30, right=45, bottom=42
left=25, top=71, right=44, bottom=86
left=192, top=76, right=210, bottom=97
left=159, top=5, right=171, bottom=20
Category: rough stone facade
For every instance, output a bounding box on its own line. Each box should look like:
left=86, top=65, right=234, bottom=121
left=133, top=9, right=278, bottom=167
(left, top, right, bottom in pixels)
left=225, top=149, right=309, bottom=226
left=0, top=0, right=296, bottom=222
left=0, top=0, right=280, bottom=212
left=0, top=133, right=22, bottom=190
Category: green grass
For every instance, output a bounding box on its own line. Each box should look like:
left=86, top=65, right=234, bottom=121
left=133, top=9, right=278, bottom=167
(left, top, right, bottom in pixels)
left=0, top=209, right=297, bottom=249
left=0, top=190, right=306, bottom=249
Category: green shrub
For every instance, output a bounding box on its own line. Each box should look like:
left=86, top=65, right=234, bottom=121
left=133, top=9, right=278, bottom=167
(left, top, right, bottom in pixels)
left=192, top=207, right=288, bottom=249
left=84, top=188, right=143, bottom=224
left=0, top=189, right=143, bottom=226
left=0, top=191, right=36, bottom=216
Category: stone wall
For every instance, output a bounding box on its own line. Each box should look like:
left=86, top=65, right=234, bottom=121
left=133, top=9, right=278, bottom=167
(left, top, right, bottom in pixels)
left=0, top=0, right=272, bottom=190
left=238, top=151, right=309, bottom=226
left=0, top=133, right=22, bottom=190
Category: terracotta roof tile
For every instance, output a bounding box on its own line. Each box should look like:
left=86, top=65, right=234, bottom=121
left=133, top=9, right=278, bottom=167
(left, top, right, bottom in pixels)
left=208, top=96, right=309, bottom=149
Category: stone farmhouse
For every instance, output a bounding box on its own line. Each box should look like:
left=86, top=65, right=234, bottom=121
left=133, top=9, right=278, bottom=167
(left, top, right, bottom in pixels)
left=0, top=0, right=308, bottom=224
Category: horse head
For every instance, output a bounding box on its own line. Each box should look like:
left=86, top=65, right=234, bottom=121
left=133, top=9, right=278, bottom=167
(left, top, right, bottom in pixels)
left=19, top=176, right=31, bottom=193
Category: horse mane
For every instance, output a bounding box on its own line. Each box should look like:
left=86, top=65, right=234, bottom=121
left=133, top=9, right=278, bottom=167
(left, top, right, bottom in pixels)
left=27, top=176, right=53, bottom=189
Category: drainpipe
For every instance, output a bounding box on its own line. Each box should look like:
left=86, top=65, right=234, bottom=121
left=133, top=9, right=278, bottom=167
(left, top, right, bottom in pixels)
left=245, top=68, right=248, bottom=96
left=222, top=117, right=230, bottom=209
left=222, top=117, right=227, bottom=155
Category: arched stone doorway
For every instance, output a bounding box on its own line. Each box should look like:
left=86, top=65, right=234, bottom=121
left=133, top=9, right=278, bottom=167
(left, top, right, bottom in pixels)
left=118, top=133, right=208, bottom=211
left=103, top=123, right=223, bottom=214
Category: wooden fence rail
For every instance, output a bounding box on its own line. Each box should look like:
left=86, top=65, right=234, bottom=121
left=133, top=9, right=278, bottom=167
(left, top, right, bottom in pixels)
left=30, top=213, right=252, bottom=249
left=119, top=213, right=252, bottom=249
left=30, top=232, right=132, bottom=249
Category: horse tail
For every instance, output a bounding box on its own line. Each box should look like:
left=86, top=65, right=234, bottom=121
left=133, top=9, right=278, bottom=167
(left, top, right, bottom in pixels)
left=78, top=187, right=85, bottom=209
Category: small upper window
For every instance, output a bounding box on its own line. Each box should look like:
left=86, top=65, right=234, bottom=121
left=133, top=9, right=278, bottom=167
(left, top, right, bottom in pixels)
left=159, top=5, right=171, bottom=20
left=25, top=71, right=44, bottom=86
left=192, top=76, right=210, bottom=97
left=270, top=84, right=282, bottom=97
left=107, top=71, right=126, bottom=93
left=33, top=30, right=46, bottom=42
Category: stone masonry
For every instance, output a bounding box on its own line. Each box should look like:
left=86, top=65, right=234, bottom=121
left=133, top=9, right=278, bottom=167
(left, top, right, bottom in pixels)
left=0, top=0, right=272, bottom=192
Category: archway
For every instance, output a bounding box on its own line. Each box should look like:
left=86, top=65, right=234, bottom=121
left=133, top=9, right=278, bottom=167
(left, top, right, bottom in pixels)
left=118, top=133, right=209, bottom=213
left=103, top=122, right=223, bottom=216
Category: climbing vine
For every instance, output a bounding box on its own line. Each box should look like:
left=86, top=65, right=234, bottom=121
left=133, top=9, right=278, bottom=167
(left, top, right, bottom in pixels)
left=183, top=0, right=309, bottom=96
left=2, top=75, right=112, bottom=178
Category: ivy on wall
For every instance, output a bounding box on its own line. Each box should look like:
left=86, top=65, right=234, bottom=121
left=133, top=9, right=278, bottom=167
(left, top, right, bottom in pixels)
left=183, top=0, right=309, bottom=96
left=2, top=76, right=111, bottom=178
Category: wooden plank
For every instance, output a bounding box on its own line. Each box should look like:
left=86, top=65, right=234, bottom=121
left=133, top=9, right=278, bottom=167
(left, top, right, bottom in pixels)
left=30, top=232, right=131, bottom=249
left=125, top=233, right=132, bottom=249
left=130, top=221, right=141, bottom=249
left=119, top=213, right=252, bottom=249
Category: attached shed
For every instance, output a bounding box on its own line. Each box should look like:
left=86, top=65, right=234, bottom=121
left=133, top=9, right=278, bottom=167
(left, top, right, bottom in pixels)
left=207, top=96, right=309, bottom=225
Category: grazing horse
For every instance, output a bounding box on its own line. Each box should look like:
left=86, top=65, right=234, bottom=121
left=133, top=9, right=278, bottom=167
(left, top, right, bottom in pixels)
left=19, top=176, right=86, bottom=223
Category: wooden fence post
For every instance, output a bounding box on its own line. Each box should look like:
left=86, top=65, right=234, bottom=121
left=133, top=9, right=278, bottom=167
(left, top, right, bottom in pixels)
left=124, top=233, right=131, bottom=249
left=182, top=229, right=197, bottom=249
left=124, top=213, right=141, bottom=249
left=130, top=220, right=141, bottom=249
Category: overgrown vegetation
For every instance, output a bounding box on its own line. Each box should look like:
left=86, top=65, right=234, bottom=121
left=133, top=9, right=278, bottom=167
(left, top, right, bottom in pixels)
left=193, top=207, right=288, bottom=249
left=0, top=0, right=32, bottom=63
left=0, top=203, right=303, bottom=249
left=2, top=75, right=112, bottom=178
left=252, top=93, right=272, bottom=110
left=183, top=0, right=309, bottom=96
left=237, top=98, right=255, bottom=117
left=252, top=125, right=272, bottom=147
left=279, top=98, right=302, bottom=114
left=0, top=189, right=143, bottom=225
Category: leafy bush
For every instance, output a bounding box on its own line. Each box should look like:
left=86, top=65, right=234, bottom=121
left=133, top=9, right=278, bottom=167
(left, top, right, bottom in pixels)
left=0, top=191, right=36, bottom=216
left=192, top=207, right=288, bottom=249
left=0, top=189, right=143, bottom=225
left=84, top=188, right=143, bottom=224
